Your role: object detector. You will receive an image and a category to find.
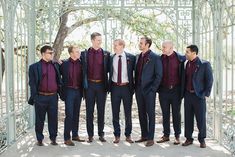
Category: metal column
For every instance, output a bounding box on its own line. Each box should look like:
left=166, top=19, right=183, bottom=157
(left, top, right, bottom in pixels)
left=27, top=0, right=36, bottom=129
left=4, top=0, right=17, bottom=145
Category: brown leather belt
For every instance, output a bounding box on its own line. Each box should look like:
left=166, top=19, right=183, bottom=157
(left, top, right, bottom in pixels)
left=112, top=82, right=129, bottom=86
left=88, top=79, right=103, bottom=83
left=39, top=92, right=56, bottom=96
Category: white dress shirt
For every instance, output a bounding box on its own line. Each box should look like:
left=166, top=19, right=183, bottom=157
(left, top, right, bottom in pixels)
left=112, top=52, right=129, bottom=83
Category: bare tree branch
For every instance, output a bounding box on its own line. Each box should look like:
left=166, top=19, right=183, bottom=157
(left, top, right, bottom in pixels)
left=68, top=17, right=101, bottom=34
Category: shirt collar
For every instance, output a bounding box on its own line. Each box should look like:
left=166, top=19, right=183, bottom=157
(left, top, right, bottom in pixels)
left=90, top=47, right=102, bottom=53
left=116, top=52, right=125, bottom=57
left=41, top=59, right=52, bottom=64
left=168, top=51, right=176, bottom=58
left=190, top=57, right=198, bottom=63
left=162, top=51, right=175, bottom=58
left=69, top=57, right=79, bottom=63
left=141, top=50, right=151, bottom=58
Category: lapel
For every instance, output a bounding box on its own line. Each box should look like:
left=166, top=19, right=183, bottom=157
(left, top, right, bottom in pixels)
left=37, top=61, right=42, bottom=82
left=85, top=49, right=88, bottom=66
left=135, top=54, right=140, bottom=71
left=125, top=52, right=131, bottom=72
left=193, top=57, right=202, bottom=79
left=143, top=50, right=152, bottom=71
left=103, top=49, right=108, bottom=71
left=52, top=62, right=61, bottom=83
left=110, top=54, right=115, bottom=77
left=64, top=60, right=69, bottom=79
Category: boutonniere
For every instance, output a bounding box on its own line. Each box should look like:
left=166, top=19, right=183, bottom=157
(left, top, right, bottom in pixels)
left=146, top=58, right=150, bottom=64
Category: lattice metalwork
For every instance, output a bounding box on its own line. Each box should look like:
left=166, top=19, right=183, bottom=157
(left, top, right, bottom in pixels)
left=0, top=0, right=234, bottom=155
left=0, top=0, right=35, bottom=153
left=195, top=0, right=235, bottom=155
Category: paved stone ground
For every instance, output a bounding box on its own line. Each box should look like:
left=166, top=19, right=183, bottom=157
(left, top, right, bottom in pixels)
left=1, top=121, right=232, bottom=157
left=1, top=98, right=232, bottom=157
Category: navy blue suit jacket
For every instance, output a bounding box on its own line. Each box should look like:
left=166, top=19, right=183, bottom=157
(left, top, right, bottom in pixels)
left=135, top=50, right=163, bottom=94
left=28, top=61, right=62, bottom=105
left=80, top=49, right=110, bottom=92
left=182, top=58, right=213, bottom=99
left=59, top=59, right=83, bottom=101
left=108, top=52, right=136, bottom=94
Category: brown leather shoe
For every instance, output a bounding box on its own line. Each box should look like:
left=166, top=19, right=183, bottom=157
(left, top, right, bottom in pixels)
left=36, top=141, right=44, bottom=146
left=200, top=142, right=206, bottom=148
left=145, top=140, right=154, bottom=147
left=156, top=136, right=170, bottom=143
left=64, top=140, right=75, bottom=146
left=135, top=137, right=148, bottom=143
left=72, top=136, right=85, bottom=142
left=87, top=136, right=94, bottom=143
left=126, top=136, right=134, bottom=143
left=173, top=137, right=180, bottom=145
left=182, top=139, right=193, bottom=146
left=113, top=136, right=120, bottom=143
left=50, top=140, right=58, bottom=146
left=99, top=136, right=106, bottom=142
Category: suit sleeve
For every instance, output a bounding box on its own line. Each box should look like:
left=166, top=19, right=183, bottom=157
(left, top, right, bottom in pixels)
left=28, top=65, right=37, bottom=105
left=152, top=55, right=163, bottom=92
left=204, top=62, right=213, bottom=97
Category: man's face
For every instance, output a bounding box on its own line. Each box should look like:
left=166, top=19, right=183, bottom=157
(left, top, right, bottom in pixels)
left=185, top=48, right=195, bottom=60
left=91, top=35, right=102, bottom=48
left=113, top=41, right=124, bottom=54
left=138, top=38, right=148, bottom=51
left=162, top=43, right=172, bottom=55
left=42, top=49, right=54, bottom=61
left=70, top=47, right=80, bottom=59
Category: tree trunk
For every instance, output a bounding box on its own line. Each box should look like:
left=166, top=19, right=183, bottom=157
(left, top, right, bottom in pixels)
left=53, top=12, right=69, bottom=60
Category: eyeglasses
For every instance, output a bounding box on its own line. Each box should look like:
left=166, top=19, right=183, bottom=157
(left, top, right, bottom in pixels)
left=45, top=51, right=54, bottom=55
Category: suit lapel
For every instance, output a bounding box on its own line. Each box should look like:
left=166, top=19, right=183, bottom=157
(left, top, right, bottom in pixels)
left=193, top=58, right=202, bottom=79
left=37, top=61, right=42, bottom=82
left=110, top=54, right=115, bottom=78
left=103, top=49, right=107, bottom=72
left=143, top=51, right=152, bottom=71
left=125, top=52, right=130, bottom=71
left=125, top=52, right=131, bottom=80
left=65, top=60, right=69, bottom=78
left=135, top=54, right=140, bottom=71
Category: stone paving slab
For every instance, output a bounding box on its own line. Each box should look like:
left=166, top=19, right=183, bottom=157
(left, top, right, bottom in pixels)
left=1, top=123, right=231, bottom=157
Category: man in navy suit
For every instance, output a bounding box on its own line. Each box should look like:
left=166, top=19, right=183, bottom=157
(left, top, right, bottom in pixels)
left=28, top=45, right=62, bottom=146
left=60, top=46, right=85, bottom=146
left=182, top=44, right=213, bottom=148
left=81, top=32, right=110, bottom=142
left=135, top=36, right=163, bottom=147
left=109, top=39, right=135, bottom=144
left=157, top=40, right=186, bottom=145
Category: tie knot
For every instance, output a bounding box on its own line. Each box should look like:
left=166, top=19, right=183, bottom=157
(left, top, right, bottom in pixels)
left=119, top=55, right=122, bottom=58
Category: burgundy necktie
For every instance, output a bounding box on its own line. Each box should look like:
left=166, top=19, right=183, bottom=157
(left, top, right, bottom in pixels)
left=117, top=55, right=122, bottom=84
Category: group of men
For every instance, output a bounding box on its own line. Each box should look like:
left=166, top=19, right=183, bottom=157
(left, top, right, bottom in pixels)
left=28, top=32, right=213, bottom=148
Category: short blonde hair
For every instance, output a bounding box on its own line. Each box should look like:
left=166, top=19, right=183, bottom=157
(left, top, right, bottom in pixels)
left=114, top=39, right=125, bottom=48
left=68, top=45, right=78, bottom=54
